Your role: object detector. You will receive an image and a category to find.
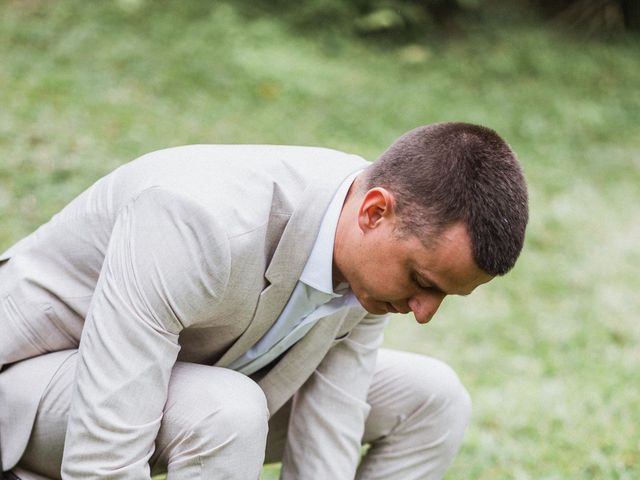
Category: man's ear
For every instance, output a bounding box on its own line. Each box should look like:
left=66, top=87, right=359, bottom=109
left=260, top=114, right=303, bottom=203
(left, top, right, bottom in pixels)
left=357, top=187, right=396, bottom=232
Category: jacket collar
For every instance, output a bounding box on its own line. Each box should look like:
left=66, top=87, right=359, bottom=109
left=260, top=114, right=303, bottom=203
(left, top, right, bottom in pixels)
left=216, top=161, right=365, bottom=369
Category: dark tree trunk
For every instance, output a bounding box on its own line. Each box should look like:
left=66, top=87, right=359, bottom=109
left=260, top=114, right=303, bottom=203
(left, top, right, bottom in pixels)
left=620, top=0, right=640, bottom=30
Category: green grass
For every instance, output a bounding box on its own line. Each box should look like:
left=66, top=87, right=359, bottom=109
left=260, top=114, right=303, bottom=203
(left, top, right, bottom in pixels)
left=1, top=1, right=639, bottom=478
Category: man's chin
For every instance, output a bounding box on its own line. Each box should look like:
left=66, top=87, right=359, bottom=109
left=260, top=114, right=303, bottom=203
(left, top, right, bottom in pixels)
left=351, top=291, right=387, bottom=314
left=359, top=299, right=389, bottom=315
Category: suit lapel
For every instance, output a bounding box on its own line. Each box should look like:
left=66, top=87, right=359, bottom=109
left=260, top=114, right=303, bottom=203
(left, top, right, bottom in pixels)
left=215, top=162, right=364, bottom=368
left=215, top=282, right=290, bottom=367
left=258, top=308, right=348, bottom=415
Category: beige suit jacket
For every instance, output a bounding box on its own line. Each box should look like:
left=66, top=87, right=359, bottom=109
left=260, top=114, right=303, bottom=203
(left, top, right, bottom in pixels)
left=0, top=145, right=388, bottom=478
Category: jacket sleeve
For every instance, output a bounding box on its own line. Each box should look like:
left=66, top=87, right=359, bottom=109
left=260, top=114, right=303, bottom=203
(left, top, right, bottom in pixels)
left=61, top=187, right=230, bottom=479
left=280, top=312, right=388, bottom=479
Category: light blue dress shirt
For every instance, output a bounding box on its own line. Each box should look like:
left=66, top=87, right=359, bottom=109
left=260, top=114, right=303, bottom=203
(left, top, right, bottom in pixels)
left=228, top=170, right=363, bottom=375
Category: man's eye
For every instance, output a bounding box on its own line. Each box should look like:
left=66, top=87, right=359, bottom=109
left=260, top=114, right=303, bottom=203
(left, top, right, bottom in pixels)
left=412, top=275, right=430, bottom=289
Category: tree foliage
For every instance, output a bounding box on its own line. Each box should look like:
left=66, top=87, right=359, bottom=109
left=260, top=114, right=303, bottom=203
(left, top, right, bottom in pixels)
left=231, top=0, right=639, bottom=37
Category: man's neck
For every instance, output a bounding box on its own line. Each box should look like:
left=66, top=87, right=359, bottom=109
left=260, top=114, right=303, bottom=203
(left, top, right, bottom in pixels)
left=332, top=173, right=363, bottom=288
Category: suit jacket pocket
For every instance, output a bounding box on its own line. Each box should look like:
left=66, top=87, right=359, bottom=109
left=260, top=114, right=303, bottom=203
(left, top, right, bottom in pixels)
left=1, top=294, right=50, bottom=363
left=331, top=330, right=351, bottom=346
left=0, top=295, right=77, bottom=365
left=0, top=249, right=10, bottom=266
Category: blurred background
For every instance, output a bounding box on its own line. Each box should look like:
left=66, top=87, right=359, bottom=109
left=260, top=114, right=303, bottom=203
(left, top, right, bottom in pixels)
left=0, top=0, right=638, bottom=478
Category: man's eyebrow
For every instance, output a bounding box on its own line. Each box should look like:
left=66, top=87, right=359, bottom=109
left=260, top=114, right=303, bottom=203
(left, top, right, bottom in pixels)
left=416, top=271, right=477, bottom=296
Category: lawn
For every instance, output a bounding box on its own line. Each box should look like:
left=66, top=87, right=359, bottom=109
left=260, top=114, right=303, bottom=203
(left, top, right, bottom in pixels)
left=1, top=1, right=638, bottom=478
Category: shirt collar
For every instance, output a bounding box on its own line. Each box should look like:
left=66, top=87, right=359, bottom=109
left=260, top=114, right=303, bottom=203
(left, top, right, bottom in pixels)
left=300, top=170, right=363, bottom=296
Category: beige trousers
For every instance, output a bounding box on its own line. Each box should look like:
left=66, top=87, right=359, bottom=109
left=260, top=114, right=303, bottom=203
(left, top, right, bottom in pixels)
left=10, top=349, right=470, bottom=480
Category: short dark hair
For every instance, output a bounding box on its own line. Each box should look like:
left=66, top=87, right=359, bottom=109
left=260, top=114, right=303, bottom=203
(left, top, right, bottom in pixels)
left=365, top=122, right=529, bottom=276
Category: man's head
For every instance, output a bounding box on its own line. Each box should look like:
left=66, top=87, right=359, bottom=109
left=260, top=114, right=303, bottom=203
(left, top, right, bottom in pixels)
left=333, top=122, right=528, bottom=323
left=364, top=122, right=528, bottom=276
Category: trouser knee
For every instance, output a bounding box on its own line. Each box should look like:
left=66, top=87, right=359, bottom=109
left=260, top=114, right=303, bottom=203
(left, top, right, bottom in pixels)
left=395, top=351, right=470, bottom=430
left=366, top=349, right=472, bottom=444
left=410, top=355, right=472, bottom=434
left=357, top=350, right=471, bottom=480
left=15, top=357, right=270, bottom=480
left=152, top=363, right=270, bottom=476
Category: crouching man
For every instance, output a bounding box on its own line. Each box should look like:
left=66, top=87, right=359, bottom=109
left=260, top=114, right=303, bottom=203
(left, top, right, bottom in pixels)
left=0, top=122, right=528, bottom=479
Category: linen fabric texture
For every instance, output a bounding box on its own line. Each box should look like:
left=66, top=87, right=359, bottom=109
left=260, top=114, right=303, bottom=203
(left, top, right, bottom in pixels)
left=0, top=145, right=471, bottom=479
left=15, top=349, right=471, bottom=480
left=0, top=145, right=383, bottom=478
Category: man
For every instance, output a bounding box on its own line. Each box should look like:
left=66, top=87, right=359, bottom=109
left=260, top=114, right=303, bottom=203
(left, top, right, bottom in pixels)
left=0, top=122, right=528, bottom=479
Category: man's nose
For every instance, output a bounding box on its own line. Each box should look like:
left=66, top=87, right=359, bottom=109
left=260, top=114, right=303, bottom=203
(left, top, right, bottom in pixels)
left=408, top=291, right=446, bottom=324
